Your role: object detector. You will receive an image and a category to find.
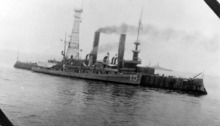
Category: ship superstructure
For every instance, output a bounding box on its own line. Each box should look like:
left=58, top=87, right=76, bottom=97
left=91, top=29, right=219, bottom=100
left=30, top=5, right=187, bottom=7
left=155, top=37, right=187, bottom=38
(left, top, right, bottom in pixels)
left=14, top=7, right=208, bottom=95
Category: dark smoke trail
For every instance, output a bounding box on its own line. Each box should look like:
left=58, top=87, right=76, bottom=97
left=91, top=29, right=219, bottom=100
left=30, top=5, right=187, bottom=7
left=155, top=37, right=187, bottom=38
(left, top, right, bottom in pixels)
left=97, top=23, right=219, bottom=52
left=96, top=23, right=137, bottom=34
left=90, top=42, right=118, bottom=54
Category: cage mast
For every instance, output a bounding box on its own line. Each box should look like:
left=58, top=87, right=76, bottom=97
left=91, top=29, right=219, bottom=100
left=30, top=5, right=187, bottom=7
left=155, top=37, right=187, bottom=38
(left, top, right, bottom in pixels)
left=66, top=9, right=83, bottom=60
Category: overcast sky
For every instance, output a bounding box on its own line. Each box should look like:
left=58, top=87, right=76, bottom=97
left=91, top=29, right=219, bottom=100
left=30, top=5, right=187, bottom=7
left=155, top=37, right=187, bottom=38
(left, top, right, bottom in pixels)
left=0, top=0, right=219, bottom=76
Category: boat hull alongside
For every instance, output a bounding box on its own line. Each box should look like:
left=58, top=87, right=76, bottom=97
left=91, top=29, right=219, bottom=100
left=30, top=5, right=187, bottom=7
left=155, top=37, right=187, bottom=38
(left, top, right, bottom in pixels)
left=14, top=61, right=37, bottom=70
left=141, top=74, right=207, bottom=95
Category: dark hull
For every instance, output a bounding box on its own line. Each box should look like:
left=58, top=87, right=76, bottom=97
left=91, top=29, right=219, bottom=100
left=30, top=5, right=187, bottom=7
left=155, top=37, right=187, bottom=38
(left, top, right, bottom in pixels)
left=14, top=61, right=37, bottom=70
left=13, top=60, right=207, bottom=95
left=141, top=74, right=207, bottom=95
left=32, top=66, right=142, bottom=85
left=31, top=66, right=207, bottom=95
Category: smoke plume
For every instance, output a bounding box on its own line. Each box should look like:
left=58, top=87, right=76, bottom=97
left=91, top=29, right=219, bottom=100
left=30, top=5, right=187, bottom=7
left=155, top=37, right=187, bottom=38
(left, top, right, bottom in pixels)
left=97, top=23, right=219, bottom=52
left=97, top=23, right=137, bottom=34
left=90, top=42, right=118, bottom=55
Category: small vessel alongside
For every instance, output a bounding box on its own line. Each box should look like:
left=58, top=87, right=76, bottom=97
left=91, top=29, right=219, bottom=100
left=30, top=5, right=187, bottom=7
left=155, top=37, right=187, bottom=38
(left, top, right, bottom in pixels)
left=14, top=61, right=37, bottom=70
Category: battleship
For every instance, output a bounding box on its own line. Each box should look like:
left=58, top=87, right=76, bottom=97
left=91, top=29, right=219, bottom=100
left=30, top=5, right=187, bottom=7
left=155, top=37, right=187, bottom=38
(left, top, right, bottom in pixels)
left=14, top=7, right=207, bottom=95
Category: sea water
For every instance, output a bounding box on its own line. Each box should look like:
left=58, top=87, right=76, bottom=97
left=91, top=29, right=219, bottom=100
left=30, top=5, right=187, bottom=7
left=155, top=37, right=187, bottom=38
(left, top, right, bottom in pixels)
left=0, top=65, right=220, bottom=126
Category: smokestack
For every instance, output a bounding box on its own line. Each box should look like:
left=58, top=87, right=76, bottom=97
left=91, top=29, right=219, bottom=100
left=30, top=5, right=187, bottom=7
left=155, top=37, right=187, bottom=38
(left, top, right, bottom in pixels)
left=91, top=32, right=100, bottom=64
left=118, top=34, right=126, bottom=71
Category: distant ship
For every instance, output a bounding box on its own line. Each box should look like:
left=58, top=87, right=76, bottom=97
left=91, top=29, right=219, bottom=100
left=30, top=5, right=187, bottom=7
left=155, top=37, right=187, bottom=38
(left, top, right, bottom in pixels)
left=14, top=7, right=207, bottom=95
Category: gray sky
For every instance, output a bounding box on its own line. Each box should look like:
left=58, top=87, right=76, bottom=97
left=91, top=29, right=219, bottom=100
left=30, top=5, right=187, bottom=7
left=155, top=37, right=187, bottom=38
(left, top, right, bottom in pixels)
left=0, top=0, right=219, bottom=76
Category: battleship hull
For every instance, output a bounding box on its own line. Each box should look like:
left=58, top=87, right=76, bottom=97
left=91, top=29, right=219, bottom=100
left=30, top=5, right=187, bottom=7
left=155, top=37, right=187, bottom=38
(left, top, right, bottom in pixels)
left=32, top=66, right=142, bottom=85
left=31, top=66, right=207, bottom=95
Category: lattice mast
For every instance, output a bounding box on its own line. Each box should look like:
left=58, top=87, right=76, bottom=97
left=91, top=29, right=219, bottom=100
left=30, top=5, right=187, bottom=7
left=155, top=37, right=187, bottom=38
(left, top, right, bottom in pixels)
left=132, top=8, right=143, bottom=62
left=66, top=9, right=83, bottom=60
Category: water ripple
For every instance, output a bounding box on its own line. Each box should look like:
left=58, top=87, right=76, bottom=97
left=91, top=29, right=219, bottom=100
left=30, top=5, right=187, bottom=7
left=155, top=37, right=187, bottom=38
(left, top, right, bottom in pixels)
left=0, top=66, right=220, bottom=126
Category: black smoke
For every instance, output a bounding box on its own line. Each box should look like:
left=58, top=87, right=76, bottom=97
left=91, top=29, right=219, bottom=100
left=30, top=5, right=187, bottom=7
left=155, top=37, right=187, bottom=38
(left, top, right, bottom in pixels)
left=97, top=23, right=219, bottom=52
